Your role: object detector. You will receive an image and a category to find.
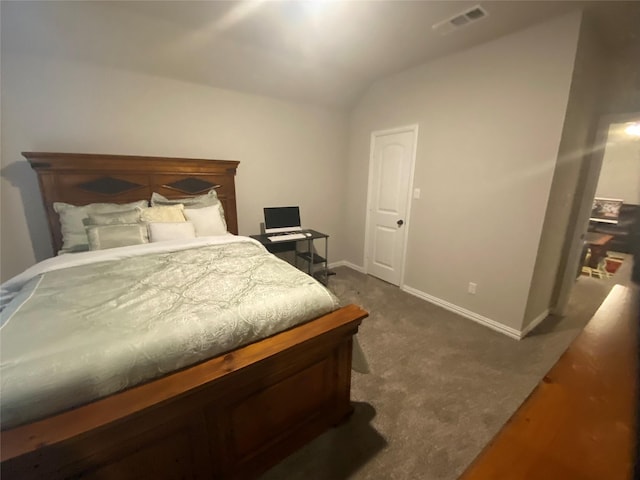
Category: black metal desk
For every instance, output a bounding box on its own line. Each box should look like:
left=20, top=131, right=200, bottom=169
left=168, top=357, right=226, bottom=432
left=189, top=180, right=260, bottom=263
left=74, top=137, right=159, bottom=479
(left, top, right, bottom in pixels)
left=250, top=229, right=331, bottom=284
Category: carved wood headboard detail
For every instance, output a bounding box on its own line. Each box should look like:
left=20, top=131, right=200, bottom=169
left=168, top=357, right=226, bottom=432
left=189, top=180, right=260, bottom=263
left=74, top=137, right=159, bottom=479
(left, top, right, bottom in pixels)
left=23, top=152, right=240, bottom=253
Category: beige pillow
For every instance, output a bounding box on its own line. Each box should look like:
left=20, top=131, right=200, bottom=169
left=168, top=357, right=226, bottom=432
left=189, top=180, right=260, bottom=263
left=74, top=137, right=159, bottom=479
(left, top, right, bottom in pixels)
left=150, top=190, right=219, bottom=208
left=139, top=204, right=185, bottom=223
left=53, top=200, right=148, bottom=253
left=86, top=224, right=149, bottom=251
left=151, top=190, right=226, bottom=230
left=85, top=209, right=142, bottom=226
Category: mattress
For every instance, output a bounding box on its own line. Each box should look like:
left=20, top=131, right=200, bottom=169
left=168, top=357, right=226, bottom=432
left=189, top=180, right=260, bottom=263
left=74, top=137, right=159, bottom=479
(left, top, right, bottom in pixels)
left=0, top=236, right=339, bottom=429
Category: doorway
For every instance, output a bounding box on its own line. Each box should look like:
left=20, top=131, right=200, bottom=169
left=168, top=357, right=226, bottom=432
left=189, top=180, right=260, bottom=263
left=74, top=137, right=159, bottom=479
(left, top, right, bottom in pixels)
left=364, top=125, right=418, bottom=286
left=554, top=112, right=640, bottom=314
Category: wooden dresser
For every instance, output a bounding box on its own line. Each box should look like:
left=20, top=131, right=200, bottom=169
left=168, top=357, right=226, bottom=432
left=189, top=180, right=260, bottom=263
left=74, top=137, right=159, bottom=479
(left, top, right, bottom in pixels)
left=460, top=284, right=638, bottom=480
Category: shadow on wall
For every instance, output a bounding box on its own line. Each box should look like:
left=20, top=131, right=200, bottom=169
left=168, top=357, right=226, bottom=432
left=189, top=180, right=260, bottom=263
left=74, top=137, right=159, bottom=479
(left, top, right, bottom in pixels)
left=1, top=160, right=54, bottom=262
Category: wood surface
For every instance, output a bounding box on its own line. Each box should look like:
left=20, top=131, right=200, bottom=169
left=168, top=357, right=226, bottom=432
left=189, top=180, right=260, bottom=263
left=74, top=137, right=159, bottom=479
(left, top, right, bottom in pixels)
left=1, top=153, right=370, bottom=479
left=584, top=232, right=615, bottom=268
left=460, top=284, right=638, bottom=480
left=584, top=232, right=614, bottom=247
left=2, top=304, right=368, bottom=479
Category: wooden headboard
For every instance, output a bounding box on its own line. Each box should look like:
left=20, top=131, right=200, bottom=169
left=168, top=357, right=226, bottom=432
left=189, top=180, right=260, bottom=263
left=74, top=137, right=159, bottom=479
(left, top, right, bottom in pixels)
left=24, top=152, right=240, bottom=253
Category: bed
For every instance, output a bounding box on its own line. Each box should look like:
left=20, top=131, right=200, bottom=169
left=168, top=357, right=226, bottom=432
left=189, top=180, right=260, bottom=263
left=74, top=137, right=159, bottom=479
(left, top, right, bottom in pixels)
left=0, top=152, right=368, bottom=479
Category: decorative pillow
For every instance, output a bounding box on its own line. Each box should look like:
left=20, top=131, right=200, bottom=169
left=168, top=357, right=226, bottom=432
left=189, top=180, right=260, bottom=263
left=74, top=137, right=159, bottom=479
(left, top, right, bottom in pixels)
left=150, top=189, right=219, bottom=208
left=183, top=204, right=227, bottom=237
left=86, top=224, right=149, bottom=251
left=148, top=222, right=197, bottom=243
left=139, top=204, right=186, bottom=223
left=84, top=209, right=142, bottom=226
left=151, top=190, right=226, bottom=230
left=54, top=200, right=148, bottom=254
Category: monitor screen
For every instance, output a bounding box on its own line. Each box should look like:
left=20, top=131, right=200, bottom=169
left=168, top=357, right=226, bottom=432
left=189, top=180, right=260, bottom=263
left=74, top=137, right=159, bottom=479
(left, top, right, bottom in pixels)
left=590, top=197, right=623, bottom=224
left=264, top=206, right=302, bottom=233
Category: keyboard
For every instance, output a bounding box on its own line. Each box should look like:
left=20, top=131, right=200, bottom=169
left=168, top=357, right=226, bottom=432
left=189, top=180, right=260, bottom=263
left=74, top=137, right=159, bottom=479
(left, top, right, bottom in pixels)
left=268, top=233, right=307, bottom=242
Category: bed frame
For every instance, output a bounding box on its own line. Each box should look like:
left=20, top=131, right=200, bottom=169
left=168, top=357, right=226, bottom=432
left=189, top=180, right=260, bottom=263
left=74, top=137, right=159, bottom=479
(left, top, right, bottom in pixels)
left=1, top=152, right=368, bottom=479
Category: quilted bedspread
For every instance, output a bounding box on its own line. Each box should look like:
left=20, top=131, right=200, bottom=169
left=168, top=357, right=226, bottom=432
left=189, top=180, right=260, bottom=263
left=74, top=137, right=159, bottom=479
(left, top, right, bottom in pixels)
left=0, top=236, right=339, bottom=429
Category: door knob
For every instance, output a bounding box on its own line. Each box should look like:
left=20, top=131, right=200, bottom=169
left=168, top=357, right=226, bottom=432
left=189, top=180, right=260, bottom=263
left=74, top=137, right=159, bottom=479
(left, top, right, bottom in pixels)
left=397, top=219, right=404, bottom=226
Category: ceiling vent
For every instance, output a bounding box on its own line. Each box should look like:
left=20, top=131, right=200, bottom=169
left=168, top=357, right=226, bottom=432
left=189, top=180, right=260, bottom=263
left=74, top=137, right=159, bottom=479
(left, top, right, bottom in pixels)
left=432, top=5, right=489, bottom=35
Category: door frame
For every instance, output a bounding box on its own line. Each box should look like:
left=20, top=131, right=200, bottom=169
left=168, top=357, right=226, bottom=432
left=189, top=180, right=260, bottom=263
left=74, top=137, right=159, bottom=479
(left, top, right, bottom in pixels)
left=553, top=111, right=640, bottom=315
left=363, top=124, right=419, bottom=286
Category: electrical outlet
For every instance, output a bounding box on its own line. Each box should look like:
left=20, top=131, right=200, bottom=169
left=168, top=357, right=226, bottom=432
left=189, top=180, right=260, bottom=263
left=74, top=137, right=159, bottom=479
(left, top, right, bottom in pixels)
left=468, top=282, right=477, bottom=294
left=413, top=188, right=421, bottom=199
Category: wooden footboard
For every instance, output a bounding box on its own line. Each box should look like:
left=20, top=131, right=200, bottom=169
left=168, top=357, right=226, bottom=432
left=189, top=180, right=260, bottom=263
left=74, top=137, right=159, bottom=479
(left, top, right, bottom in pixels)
left=1, top=304, right=368, bottom=480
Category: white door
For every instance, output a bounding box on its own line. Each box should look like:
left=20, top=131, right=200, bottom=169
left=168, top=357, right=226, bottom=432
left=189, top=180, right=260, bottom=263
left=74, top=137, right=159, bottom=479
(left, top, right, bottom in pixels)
left=366, top=126, right=417, bottom=285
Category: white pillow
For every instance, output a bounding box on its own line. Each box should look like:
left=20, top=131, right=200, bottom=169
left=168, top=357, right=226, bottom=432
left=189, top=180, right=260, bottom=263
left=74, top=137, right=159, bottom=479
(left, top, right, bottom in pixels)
left=148, top=222, right=196, bottom=242
left=183, top=204, right=227, bottom=237
left=139, top=204, right=186, bottom=223
left=54, top=200, right=148, bottom=253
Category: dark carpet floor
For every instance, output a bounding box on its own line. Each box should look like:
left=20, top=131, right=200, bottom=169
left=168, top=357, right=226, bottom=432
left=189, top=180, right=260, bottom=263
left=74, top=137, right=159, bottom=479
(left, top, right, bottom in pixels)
left=261, top=257, right=631, bottom=480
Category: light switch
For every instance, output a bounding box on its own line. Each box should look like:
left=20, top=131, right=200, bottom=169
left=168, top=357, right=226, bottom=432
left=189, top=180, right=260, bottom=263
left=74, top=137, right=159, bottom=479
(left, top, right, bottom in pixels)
left=413, top=188, right=421, bottom=199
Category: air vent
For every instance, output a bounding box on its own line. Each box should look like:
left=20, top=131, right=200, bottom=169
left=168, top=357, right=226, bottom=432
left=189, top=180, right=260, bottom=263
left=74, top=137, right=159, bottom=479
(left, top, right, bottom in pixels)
left=432, top=5, right=488, bottom=35
left=465, top=7, right=486, bottom=21
left=450, top=15, right=470, bottom=27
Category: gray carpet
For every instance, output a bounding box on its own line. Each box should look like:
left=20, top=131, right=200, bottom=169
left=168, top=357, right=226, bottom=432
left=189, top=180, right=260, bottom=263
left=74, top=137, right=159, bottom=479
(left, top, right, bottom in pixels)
left=261, top=258, right=631, bottom=480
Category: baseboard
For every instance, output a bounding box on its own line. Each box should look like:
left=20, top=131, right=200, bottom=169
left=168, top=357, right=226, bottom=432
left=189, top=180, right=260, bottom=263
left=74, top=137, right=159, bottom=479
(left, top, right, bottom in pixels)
left=328, top=260, right=366, bottom=274
left=401, top=285, right=522, bottom=340
left=519, top=309, right=550, bottom=339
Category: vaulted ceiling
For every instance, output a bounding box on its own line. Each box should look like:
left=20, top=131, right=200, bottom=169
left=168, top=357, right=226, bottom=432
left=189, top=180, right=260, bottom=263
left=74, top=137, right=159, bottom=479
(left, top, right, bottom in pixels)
left=3, top=1, right=639, bottom=108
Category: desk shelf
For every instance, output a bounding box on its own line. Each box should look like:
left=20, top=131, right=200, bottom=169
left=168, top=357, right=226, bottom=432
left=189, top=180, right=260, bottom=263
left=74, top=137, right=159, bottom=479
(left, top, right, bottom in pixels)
left=250, top=229, right=331, bottom=285
left=296, top=252, right=326, bottom=264
left=297, top=252, right=333, bottom=284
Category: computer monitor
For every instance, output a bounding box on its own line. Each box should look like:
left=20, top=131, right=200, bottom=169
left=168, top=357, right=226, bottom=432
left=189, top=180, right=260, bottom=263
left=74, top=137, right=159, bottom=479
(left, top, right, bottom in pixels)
left=590, top=197, right=623, bottom=224
left=264, top=206, right=302, bottom=234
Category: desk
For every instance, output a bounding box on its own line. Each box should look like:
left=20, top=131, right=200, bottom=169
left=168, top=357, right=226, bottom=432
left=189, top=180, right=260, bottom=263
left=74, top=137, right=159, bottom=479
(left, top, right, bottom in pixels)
left=250, top=229, right=331, bottom=285
left=584, top=232, right=614, bottom=268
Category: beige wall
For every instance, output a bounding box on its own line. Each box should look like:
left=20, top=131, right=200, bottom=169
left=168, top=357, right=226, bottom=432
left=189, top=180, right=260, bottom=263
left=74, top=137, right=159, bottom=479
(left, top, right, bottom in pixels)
left=523, top=14, right=607, bottom=327
left=602, top=44, right=640, bottom=115
left=0, top=53, right=349, bottom=281
left=595, top=123, right=640, bottom=204
left=345, top=12, right=582, bottom=332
